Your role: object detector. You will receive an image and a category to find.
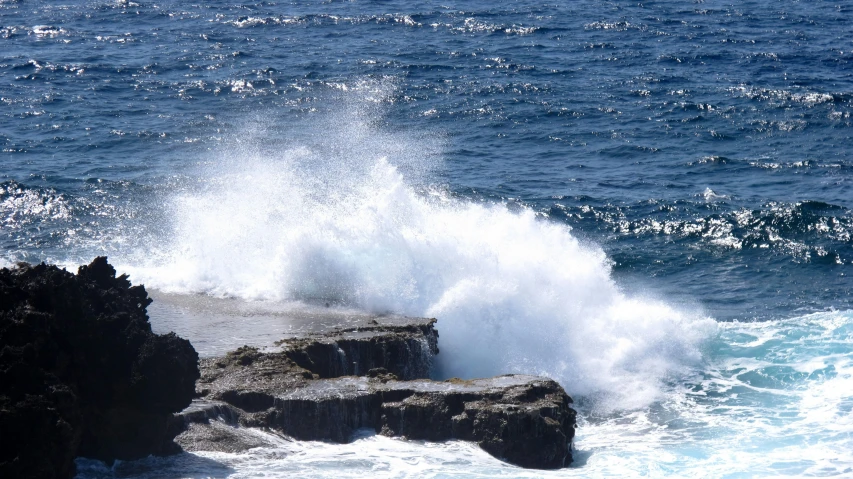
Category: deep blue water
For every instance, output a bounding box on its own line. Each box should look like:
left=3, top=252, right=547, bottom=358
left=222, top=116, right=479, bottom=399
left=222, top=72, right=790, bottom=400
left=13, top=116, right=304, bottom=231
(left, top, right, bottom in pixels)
left=3, top=0, right=851, bottom=320
left=3, top=1, right=853, bottom=477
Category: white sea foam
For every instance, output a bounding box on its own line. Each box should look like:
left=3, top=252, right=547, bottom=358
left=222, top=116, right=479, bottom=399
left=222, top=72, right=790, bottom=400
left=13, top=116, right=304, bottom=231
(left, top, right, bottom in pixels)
left=118, top=82, right=715, bottom=410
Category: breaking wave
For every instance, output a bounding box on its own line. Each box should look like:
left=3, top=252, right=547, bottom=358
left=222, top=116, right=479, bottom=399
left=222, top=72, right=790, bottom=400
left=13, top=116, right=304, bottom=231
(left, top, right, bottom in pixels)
left=118, top=84, right=716, bottom=410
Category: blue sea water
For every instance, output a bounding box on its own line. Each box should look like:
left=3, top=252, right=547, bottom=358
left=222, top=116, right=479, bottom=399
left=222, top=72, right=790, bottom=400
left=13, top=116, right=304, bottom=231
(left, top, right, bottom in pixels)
left=2, top=0, right=852, bottom=477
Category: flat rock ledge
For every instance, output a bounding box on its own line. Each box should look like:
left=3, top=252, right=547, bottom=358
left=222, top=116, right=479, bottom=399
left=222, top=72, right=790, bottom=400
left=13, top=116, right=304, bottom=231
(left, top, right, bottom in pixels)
left=177, top=317, right=576, bottom=469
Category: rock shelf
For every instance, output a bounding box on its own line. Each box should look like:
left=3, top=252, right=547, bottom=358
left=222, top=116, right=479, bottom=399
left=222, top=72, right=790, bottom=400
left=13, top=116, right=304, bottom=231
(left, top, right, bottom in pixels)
left=178, top=315, right=576, bottom=469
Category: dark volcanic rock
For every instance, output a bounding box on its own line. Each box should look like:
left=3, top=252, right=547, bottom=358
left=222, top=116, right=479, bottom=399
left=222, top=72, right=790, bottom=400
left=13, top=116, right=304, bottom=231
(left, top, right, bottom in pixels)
left=181, top=324, right=576, bottom=469
left=0, top=258, right=200, bottom=479
left=275, top=316, right=439, bottom=380
left=274, top=375, right=575, bottom=469
left=377, top=377, right=575, bottom=469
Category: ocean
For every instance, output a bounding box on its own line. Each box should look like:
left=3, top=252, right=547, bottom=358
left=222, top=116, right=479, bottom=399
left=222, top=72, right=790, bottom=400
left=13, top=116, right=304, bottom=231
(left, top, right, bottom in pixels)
left=2, top=0, right=852, bottom=477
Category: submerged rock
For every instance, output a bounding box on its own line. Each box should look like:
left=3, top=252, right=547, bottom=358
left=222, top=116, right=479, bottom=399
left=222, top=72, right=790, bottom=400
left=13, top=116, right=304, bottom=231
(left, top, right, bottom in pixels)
left=178, top=318, right=576, bottom=469
left=0, top=258, right=199, bottom=479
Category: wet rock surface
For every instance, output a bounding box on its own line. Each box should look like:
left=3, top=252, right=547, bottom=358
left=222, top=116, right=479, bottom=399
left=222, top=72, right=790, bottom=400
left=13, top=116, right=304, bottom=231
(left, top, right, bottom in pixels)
left=0, top=258, right=199, bottom=479
left=275, top=316, right=439, bottom=380
left=179, top=317, right=576, bottom=469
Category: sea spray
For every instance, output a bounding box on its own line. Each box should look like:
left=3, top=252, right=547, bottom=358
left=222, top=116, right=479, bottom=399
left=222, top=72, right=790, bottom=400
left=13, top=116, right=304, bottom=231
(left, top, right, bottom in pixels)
left=119, top=85, right=717, bottom=410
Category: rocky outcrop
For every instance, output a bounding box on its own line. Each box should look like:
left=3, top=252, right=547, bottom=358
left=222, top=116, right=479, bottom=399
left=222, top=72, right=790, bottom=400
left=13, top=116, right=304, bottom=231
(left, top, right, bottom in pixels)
left=376, top=376, right=575, bottom=469
left=0, top=256, right=576, bottom=473
left=178, top=319, right=576, bottom=469
left=0, top=258, right=199, bottom=479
